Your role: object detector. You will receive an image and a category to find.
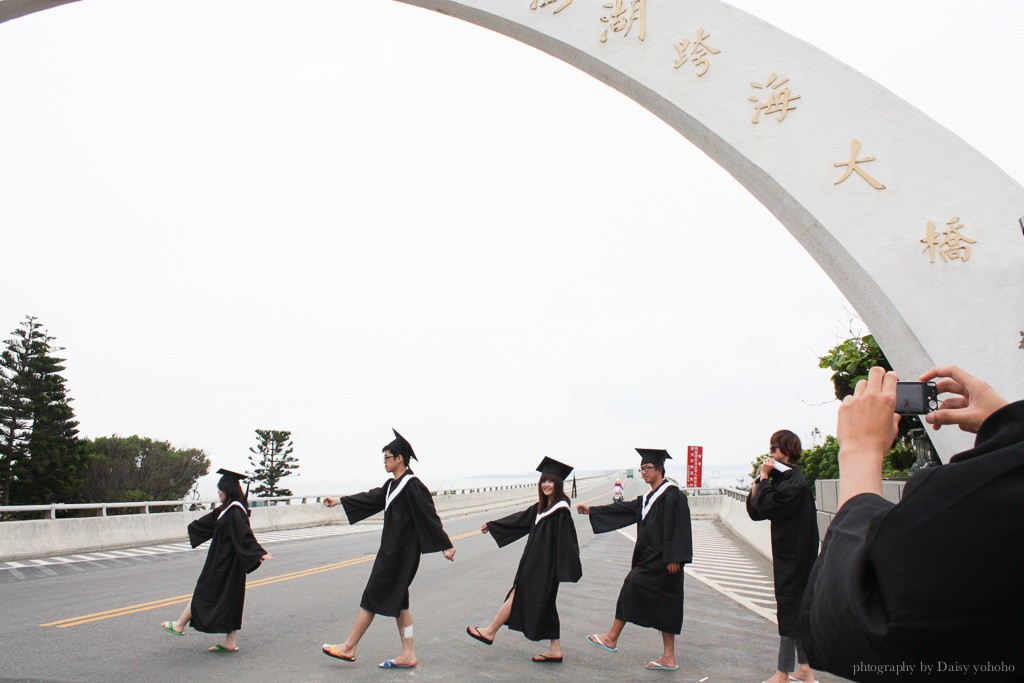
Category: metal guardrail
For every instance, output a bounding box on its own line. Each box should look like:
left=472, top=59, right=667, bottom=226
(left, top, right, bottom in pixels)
left=0, top=482, right=547, bottom=520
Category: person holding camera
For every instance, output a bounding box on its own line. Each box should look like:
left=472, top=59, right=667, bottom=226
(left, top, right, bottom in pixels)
left=801, top=366, right=1024, bottom=681
left=746, top=431, right=818, bottom=683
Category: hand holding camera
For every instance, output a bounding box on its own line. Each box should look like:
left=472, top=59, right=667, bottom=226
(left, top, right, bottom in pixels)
left=919, top=365, right=1008, bottom=434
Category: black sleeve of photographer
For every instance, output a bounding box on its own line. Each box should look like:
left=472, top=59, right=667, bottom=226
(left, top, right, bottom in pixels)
left=801, top=400, right=1024, bottom=681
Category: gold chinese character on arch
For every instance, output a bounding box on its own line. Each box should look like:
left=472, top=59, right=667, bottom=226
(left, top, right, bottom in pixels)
left=530, top=0, right=572, bottom=14
left=748, top=73, right=800, bottom=124
left=833, top=139, right=886, bottom=190
left=920, top=216, right=977, bottom=264
left=674, top=28, right=720, bottom=77
left=600, top=0, right=646, bottom=43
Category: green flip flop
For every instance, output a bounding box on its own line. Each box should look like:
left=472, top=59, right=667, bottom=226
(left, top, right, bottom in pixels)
left=208, top=644, right=239, bottom=653
left=161, top=621, right=184, bottom=637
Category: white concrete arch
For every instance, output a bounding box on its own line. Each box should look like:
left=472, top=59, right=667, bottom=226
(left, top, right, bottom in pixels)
left=2, top=0, right=1021, bottom=459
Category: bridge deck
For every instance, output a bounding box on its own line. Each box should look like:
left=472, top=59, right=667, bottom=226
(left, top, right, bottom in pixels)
left=1, top=480, right=846, bottom=681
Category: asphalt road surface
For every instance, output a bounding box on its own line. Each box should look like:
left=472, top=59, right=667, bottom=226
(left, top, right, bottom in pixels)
left=1, top=476, right=845, bottom=682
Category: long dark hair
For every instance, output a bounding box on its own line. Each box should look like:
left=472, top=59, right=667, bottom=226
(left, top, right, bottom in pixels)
left=216, top=478, right=249, bottom=515
left=537, top=474, right=568, bottom=512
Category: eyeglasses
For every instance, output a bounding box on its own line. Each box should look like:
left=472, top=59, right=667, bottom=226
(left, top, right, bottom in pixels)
left=639, top=465, right=657, bottom=472
left=383, top=454, right=398, bottom=462
left=768, top=445, right=778, bottom=454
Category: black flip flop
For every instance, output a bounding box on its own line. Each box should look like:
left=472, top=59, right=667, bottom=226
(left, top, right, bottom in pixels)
left=466, top=626, right=494, bottom=646
left=532, top=655, right=563, bottom=663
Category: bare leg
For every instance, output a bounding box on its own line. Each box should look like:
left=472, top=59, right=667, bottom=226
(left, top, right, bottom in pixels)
left=478, top=590, right=514, bottom=641
left=391, top=610, right=417, bottom=667
left=649, top=631, right=676, bottom=668
left=172, top=601, right=191, bottom=633
left=325, top=607, right=375, bottom=660
left=537, top=638, right=562, bottom=659
left=220, top=630, right=238, bottom=650
left=590, top=617, right=626, bottom=649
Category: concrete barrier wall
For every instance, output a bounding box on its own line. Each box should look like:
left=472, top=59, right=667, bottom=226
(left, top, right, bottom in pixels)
left=717, top=494, right=774, bottom=561
left=1, top=482, right=785, bottom=564
left=0, top=478, right=608, bottom=562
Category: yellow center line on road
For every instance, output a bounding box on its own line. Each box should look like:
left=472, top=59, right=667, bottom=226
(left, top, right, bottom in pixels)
left=41, top=486, right=615, bottom=629
left=41, top=529, right=491, bottom=628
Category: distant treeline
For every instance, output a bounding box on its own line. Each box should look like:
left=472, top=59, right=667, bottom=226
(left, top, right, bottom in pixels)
left=0, top=316, right=210, bottom=518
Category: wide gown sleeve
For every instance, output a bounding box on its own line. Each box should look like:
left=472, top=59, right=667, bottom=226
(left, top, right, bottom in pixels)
left=661, top=490, right=693, bottom=565
left=556, top=511, right=583, bottom=583
left=225, top=506, right=267, bottom=574
left=340, top=484, right=387, bottom=525
left=747, top=471, right=804, bottom=522
left=588, top=498, right=641, bottom=534
left=187, top=510, right=218, bottom=548
left=802, top=401, right=1024, bottom=680
left=485, top=505, right=535, bottom=548
left=408, top=479, right=453, bottom=554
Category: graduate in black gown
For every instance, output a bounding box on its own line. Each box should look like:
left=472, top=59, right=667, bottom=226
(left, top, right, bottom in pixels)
left=578, top=449, right=692, bottom=672
left=466, top=457, right=582, bottom=663
left=802, top=365, right=1024, bottom=681
left=160, top=469, right=272, bottom=652
left=746, top=430, right=818, bottom=683
left=321, top=429, right=454, bottom=670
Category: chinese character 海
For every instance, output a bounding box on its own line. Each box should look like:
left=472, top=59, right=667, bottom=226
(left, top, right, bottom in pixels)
left=748, top=73, right=800, bottom=124
left=600, top=0, right=646, bottom=43
left=833, top=139, right=885, bottom=189
left=674, top=28, right=720, bottom=76
left=920, top=217, right=978, bottom=263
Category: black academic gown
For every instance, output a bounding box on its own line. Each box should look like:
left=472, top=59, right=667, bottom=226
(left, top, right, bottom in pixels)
left=486, top=499, right=583, bottom=641
left=802, top=401, right=1024, bottom=681
left=340, top=471, right=452, bottom=618
left=186, top=503, right=266, bottom=633
left=588, top=481, right=693, bottom=634
left=746, top=465, right=818, bottom=636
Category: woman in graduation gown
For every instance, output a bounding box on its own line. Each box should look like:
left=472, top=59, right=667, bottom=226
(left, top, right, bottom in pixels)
left=161, top=469, right=272, bottom=652
left=465, top=457, right=582, bottom=663
left=578, top=449, right=692, bottom=672
left=746, top=430, right=819, bottom=683
left=802, top=366, right=1024, bottom=681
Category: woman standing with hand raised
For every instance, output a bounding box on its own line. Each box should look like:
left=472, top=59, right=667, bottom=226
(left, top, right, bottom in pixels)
left=466, top=457, right=582, bottom=663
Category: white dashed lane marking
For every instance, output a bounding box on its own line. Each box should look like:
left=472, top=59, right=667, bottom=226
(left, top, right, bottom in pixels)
left=2, top=524, right=376, bottom=571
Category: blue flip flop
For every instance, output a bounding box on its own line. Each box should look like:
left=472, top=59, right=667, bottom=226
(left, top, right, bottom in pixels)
left=645, top=661, right=680, bottom=671
left=586, top=634, right=617, bottom=652
left=379, top=660, right=416, bottom=669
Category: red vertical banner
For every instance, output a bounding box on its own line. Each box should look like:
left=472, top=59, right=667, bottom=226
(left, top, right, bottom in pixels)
left=686, top=446, right=703, bottom=488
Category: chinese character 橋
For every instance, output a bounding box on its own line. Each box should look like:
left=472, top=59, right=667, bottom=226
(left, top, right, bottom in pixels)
left=833, top=139, right=886, bottom=189
left=748, top=73, right=800, bottom=124
left=920, top=217, right=978, bottom=263
left=674, top=28, right=720, bottom=77
left=600, top=0, right=646, bottom=43
left=530, top=0, right=572, bottom=14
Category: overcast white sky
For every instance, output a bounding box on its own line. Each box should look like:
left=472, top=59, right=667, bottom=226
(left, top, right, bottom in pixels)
left=1, top=0, right=1021, bottom=492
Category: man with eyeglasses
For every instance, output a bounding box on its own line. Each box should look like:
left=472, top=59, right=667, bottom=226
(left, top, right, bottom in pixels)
left=320, top=429, right=454, bottom=670
left=577, top=448, right=693, bottom=672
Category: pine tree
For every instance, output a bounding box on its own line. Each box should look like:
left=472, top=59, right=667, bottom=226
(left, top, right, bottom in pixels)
left=247, top=429, right=299, bottom=497
left=0, top=317, right=37, bottom=513
left=0, top=316, right=86, bottom=508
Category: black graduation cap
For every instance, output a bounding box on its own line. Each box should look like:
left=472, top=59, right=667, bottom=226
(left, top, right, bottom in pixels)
left=216, top=468, right=250, bottom=496
left=536, top=456, right=573, bottom=481
left=384, top=428, right=417, bottom=462
left=635, top=448, right=672, bottom=467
